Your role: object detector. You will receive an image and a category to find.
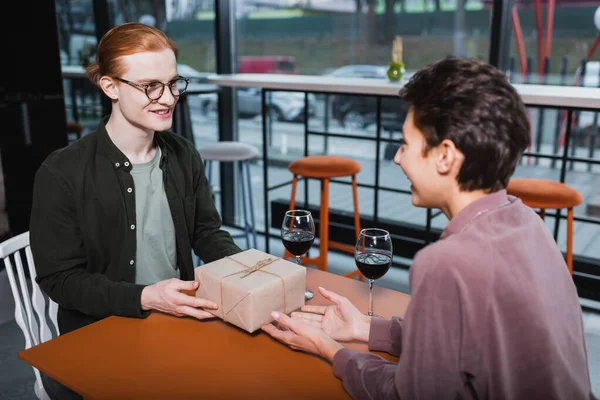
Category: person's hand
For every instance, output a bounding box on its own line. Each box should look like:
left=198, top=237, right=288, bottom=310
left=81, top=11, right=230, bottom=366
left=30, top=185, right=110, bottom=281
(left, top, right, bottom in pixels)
left=261, top=311, right=344, bottom=362
left=290, top=286, right=371, bottom=342
left=141, top=278, right=217, bottom=320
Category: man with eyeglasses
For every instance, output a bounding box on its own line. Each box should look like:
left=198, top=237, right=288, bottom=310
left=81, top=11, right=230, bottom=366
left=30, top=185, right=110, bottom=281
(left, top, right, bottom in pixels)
left=29, top=23, right=242, bottom=399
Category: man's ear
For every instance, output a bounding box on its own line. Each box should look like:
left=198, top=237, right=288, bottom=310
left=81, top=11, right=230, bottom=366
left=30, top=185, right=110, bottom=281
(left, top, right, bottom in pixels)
left=99, top=76, right=119, bottom=100
left=436, top=139, right=463, bottom=175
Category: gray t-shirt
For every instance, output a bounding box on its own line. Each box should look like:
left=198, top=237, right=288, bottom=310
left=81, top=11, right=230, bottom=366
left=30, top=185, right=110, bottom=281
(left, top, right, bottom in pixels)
left=130, top=147, right=178, bottom=285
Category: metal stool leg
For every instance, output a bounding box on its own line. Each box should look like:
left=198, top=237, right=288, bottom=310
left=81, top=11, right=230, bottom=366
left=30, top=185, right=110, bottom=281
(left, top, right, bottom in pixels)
left=245, top=161, right=258, bottom=249
left=238, top=162, right=251, bottom=249
left=284, top=176, right=299, bottom=261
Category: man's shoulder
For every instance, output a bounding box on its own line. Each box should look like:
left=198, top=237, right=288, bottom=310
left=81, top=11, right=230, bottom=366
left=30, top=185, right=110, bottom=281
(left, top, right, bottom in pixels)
left=411, top=234, right=494, bottom=288
left=413, top=236, right=487, bottom=271
left=40, top=131, right=98, bottom=176
left=157, top=131, right=202, bottom=176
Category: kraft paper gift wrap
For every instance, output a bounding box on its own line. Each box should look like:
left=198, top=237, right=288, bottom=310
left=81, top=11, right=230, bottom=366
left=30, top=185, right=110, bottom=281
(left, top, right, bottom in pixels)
left=194, top=248, right=306, bottom=333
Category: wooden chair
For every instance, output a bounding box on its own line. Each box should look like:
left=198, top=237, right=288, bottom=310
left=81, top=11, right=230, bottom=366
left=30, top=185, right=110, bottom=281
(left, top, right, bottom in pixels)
left=0, top=232, right=58, bottom=399
left=286, top=155, right=363, bottom=281
left=507, top=178, right=583, bottom=274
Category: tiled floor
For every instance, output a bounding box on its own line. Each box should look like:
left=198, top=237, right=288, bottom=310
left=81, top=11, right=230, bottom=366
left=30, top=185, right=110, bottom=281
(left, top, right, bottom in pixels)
left=0, top=231, right=598, bottom=398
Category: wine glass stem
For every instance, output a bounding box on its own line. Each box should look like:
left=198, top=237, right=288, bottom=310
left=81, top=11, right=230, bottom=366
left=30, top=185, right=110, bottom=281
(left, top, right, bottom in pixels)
left=368, top=279, right=374, bottom=316
left=295, top=255, right=301, bottom=265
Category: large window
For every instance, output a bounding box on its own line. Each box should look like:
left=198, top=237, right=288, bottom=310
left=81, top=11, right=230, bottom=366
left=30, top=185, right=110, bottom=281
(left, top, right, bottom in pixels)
left=55, top=0, right=101, bottom=135
left=235, top=0, right=491, bottom=75
left=231, top=0, right=495, bottom=238
left=507, top=1, right=599, bottom=84
left=52, top=0, right=600, bottom=292
left=507, top=2, right=600, bottom=264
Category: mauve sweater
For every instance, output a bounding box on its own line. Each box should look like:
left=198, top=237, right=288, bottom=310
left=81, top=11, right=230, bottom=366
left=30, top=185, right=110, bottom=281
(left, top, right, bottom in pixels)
left=333, top=190, right=597, bottom=400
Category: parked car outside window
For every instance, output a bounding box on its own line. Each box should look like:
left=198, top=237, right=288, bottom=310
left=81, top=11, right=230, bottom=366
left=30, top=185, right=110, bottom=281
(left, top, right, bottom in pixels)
left=326, top=65, right=408, bottom=132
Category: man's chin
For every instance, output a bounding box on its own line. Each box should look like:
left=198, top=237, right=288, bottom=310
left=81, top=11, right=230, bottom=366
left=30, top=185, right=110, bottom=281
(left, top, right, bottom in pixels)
left=151, top=119, right=173, bottom=132
left=411, top=192, right=432, bottom=209
left=410, top=193, right=421, bottom=207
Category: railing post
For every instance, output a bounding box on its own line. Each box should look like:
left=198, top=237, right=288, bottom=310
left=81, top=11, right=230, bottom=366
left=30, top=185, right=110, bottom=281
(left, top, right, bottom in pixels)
left=323, top=94, right=330, bottom=155
left=588, top=62, right=600, bottom=172
left=215, top=0, right=238, bottom=226
left=261, top=89, right=270, bottom=253
left=92, top=0, right=112, bottom=117
left=534, top=57, right=550, bottom=166
left=552, top=56, right=568, bottom=169
left=488, top=0, right=513, bottom=72
left=374, top=97, right=382, bottom=225
left=570, top=58, right=587, bottom=171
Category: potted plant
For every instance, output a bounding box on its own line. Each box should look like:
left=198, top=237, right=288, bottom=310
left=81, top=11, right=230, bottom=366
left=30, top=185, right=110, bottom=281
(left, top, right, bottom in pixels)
left=387, top=36, right=405, bottom=82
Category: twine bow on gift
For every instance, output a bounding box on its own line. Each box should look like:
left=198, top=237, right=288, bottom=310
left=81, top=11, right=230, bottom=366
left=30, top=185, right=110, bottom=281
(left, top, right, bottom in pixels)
left=236, top=257, right=279, bottom=279
left=216, top=256, right=288, bottom=324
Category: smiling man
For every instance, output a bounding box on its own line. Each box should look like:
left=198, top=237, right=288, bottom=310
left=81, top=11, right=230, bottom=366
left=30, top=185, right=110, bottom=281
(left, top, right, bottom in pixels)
left=30, top=23, right=241, bottom=400
left=262, top=57, right=597, bottom=400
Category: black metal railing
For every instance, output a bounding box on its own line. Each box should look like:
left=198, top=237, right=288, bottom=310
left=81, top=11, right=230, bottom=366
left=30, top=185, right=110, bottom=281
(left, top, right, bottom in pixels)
left=248, top=84, right=600, bottom=301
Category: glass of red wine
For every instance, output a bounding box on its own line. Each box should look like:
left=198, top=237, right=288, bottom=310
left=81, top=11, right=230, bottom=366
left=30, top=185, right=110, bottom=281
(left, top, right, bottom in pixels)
left=355, top=228, right=393, bottom=316
left=282, top=210, right=316, bottom=300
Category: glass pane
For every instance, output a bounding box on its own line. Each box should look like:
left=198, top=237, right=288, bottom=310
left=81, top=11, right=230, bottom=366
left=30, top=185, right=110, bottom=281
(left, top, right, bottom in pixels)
left=563, top=166, right=600, bottom=262
left=568, top=220, right=600, bottom=260
left=55, top=0, right=101, bottom=137
left=235, top=0, right=491, bottom=76
left=107, top=1, right=166, bottom=29
left=511, top=101, right=600, bottom=267
left=377, top=190, right=427, bottom=228
left=165, top=1, right=216, bottom=74
left=507, top=2, right=599, bottom=86
left=231, top=0, right=492, bottom=249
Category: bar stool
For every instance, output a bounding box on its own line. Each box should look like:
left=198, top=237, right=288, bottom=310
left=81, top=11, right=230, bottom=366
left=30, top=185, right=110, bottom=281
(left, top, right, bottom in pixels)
left=286, top=155, right=363, bottom=280
left=507, top=178, right=583, bottom=274
left=198, top=142, right=259, bottom=250
left=67, top=121, right=84, bottom=142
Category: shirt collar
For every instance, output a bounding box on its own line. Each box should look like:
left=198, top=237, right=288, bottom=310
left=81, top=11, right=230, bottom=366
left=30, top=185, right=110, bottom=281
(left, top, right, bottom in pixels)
left=96, top=116, right=169, bottom=172
left=440, top=189, right=513, bottom=240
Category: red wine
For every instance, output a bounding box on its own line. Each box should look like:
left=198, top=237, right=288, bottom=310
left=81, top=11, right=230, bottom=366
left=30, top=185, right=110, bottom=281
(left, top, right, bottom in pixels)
left=282, top=231, right=315, bottom=256
left=355, top=252, right=392, bottom=280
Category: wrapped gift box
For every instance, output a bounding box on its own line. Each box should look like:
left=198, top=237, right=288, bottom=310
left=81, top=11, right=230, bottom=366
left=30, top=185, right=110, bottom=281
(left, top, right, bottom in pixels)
left=194, top=249, right=306, bottom=333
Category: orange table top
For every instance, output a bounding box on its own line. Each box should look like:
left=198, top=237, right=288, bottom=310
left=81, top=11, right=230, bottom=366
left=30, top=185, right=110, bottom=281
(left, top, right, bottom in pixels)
left=19, top=268, right=410, bottom=399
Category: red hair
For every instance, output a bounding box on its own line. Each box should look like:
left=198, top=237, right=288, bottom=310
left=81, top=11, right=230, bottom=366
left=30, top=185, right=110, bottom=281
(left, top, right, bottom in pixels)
left=86, top=22, right=178, bottom=85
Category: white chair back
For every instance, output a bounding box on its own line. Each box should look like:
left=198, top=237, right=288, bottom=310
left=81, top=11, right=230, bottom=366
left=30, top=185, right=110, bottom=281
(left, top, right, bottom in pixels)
left=0, top=231, right=58, bottom=400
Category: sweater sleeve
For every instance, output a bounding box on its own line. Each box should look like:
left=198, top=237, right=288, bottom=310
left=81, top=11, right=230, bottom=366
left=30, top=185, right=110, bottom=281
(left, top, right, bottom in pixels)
left=368, top=316, right=404, bottom=356
left=331, top=251, right=466, bottom=400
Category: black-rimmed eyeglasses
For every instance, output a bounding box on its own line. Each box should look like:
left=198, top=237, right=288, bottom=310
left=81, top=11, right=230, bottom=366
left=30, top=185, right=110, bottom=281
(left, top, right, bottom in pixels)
left=114, top=76, right=189, bottom=100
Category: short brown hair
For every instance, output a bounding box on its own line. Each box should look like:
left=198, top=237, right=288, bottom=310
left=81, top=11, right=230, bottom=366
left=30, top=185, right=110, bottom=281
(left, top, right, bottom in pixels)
left=86, top=22, right=178, bottom=85
left=399, top=57, right=531, bottom=192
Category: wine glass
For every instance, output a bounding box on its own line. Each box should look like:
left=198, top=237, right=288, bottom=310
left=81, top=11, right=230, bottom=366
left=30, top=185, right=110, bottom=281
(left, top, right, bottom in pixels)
left=354, top=228, right=393, bottom=316
left=281, top=210, right=316, bottom=300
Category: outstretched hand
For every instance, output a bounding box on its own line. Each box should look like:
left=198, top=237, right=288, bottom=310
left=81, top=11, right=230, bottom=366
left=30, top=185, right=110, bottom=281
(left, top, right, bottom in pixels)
left=290, top=286, right=372, bottom=343
left=261, top=311, right=343, bottom=362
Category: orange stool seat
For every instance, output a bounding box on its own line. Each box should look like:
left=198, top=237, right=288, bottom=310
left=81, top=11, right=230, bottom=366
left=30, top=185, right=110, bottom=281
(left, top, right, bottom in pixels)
left=286, top=155, right=363, bottom=281
left=289, top=156, right=361, bottom=179
left=67, top=121, right=84, bottom=141
left=507, top=178, right=582, bottom=210
left=507, top=178, right=583, bottom=274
